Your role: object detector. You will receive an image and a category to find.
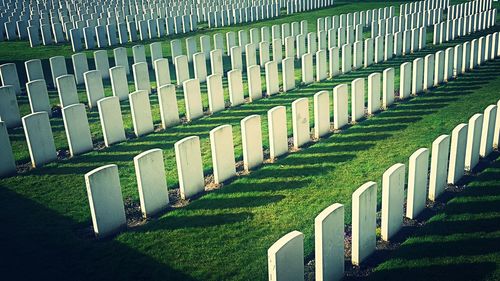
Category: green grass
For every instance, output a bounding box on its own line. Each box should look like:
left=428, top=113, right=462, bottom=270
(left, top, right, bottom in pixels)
left=369, top=154, right=500, bottom=281
left=1, top=0, right=499, bottom=280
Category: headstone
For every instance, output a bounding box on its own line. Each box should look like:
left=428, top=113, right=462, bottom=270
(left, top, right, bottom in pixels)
left=246, top=43, right=257, bottom=67
left=134, top=149, right=169, bottom=217
left=25, top=59, right=44, bottom=81
left=268, top=231, right=304, bottom=281
left=175, top=136, right=205, bottom=199
left=479, top=104, right=497, bottom=157
left=193, top=52, right=207, bottom=83
left=329, top=47, right=340, bottom=78
left=56, top=74, right=79, bottom=107
left=382, top=68, right=395, bottom=109
left=406, top=148, right=429, bottom=219
left=465, top=113, right=484, bottom=171
left=428, top=135, right=451, bottom=201
left=85, top=164, right=126, bottom=238
left=84, top=70, right=105, bottom=108
left=368, top=73, right=381, bottom=114
left=183, top=78, right=204, bottom=121
left=268, top=106, right=288, bottom=159
left=23, top=111, right=57, bottom=167
left=292, top=98, right=310, bottom=149
left=129, top=90, right=154, bottom=137
left=26, top=80, right=51, bottom=116
left=424, top=54, right=435, bottom=91
left=351, top=78, right=365, bottom=122
left=114, top=47, right=130, bottom=75
left=0, top=86, right=21, bottom=128
left=49, top=56, right=67, bottom=88
left=210, top=125, right=236, bottom=184
left=364, top=38, right=374, bottom=68
left=109, top=66, right=129, bottom=101
left=302, top=53, right=314, bottom=84
left=352, top=181, right=377, bottom=266
left=175, top=55, right=190, bottom=86
left=342, top=43, right=352, bottom=73
left=381, top=163, right=405, bottom=241
left=150, top=42, right=163, bottom=68
left=316, top=50, right=328, bottom=81
left=434, top=50, right=445, bottom=86
left=97, top=96, right=126, bottom=147
left=265, top=61, right=279, bottom=96
left=228, top=69, right=245, bottom=107
left=62, top=103, right=93, bottom=156
left=94, top=50, right=110, bottom=79
left=448, top=124, right=468, bottom=184
left=230, top=46, right=243, bottom=70
left=314, top=203, right=344, bottom=281
left=207, top=74, right=225, bottom=113
left=412, top=58, right=424, bottom=95
left=154, top=58, right=171, bottom=88
left=333, top=84, right=348, bottom=130
left=0, top=121, right=16, bottom=177
left=71, top=53, right=89, bottom=85
left=399, top=62, right=412, bottom=99
left=247, top=65, right=262, bottom=102
left=158, top=84, right=180, bottom=129
left=241, top=115, right=263, bottom=171
left=210, top=49, right=224, bottom=76
left=133, top=62, right=151, bottom=94
left=314, top=91, right=330, bottom=139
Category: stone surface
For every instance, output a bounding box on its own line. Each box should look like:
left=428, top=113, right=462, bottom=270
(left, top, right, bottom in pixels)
left=133, top=62, right=151, bottom=94
left=210, top=125, right=236, bottom=184
left=342, top=43, right=352, bottom=73
left=329, top=47, right=340, bottom=78
left=22, top=112, right=56, bottom=167
left=0, top=86, right=21, bottom=128
left=175, top=55, right=190, bottom=86
left=158, top=84, right=180, bottom=129
left=49, top=56, right=68, bottom=88
left=301, top=53, right=314, bottom=84
left=382, top=68, right=395, bottom=109
left=368, top=73, right=381, bottom=114
left=85, top=164, right=126, bottom=238
left=134, top=149, right=169, bottom=218
left=479, top=105, right=497, bottom=157
left=26, top=80, right=51, bottom=116
left=412, top=58, right=424, bottom=95
left=265, top=61, right=280, bottom=96
left=399, top=62, right=412, bottom=99
left=333, top=84, right=348, bottom=130
left=268, top=106, right=288, bottom=159
left=424, top=54, right=435, bottom=91
left=109, top=66, right=129, bottom=101
left=84, top=70, right=105, bottom=109
left=56, top=75, right=79, bottom=108
left=25, top=59, right=44, bottom=82
left=268, top=231, right=304, bottom=281
left=315, top=203, right=344, bottom=281
left=351, top=78, right=365, bottom=122
left=183, top=79, right=204, bottom=121
left=210, top=49, right=224, bottom=76
left=154, top=58, right=171, bottom=88
left=241, top=115, right=263, bottom=171
left=282, top=57, right=295, bottom=92
left=429, top=135, right=450, bottom=201
left=316, top=49, right=328, bottom=81
left=406, top=148, right=429, bottom=219
left=247, top=65, right=262, bottom=101
left=292, top=98, right=310, bottom=149
left=129, top=90, right=154, bottom=137
left=228, top=70, right=245, bottom=107
left=94, top=50, right=110, bottom=79
left=352, top=181, right=377, bottom=266
left=71, top=53, right=89, bottom=85
left=0, top=121, right=16, bottom=177
left=381, top=163, right=405, bottom=241
left=97, top=96, right=126, bottom=147
left=193, top=52, right=207, bottom=83
left=62, top=103, right=93, bottom=156
left=314, top=91, right=330, bottom=139
left=175, top=136, right=205, bottom=199
left=207, top=74, right=225, bottom=113
left=0, top=63, right=21, bottom=94
left=448, top=123, right=468, bottom=184
left=465, top=113, right=484, bottom=171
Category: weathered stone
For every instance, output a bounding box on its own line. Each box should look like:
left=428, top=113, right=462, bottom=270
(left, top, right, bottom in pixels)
left=315, top=203, right=344, bottom=281
left=49, top=56, right=68, bottom=88
left=56, top=74, right=79, bottom=108
left=241, top=115, right=263, bottom=171
left=134, top=149, right=169, bottom=218
left=157, top=84, right=180, bottom=129
left=154, top=58, right=171, bottom=88
left=183, top=79, right=203, bottom=121
left=301, top=53, right=314, bottom=84
left=428, top=135, right=451, bottom=201
left=448, top=124, right=468, bottom=184
left=381, top=163, right=405, bottom=241
left=62, top=103, right=93, bottom=156
left=314, top=91, right=330, bottom=138
left=292, top=98, right=310, bottom=149
left=268, top=106, right=288, bottom=159
left=84, top=70, right=105, bottom=108
left=352, top=181, right=377, bottom=266
left=175, top=136, right=205, bottom=199
left=129, top=90, right=154, bottom=137
left=97, top=96, right=126, bottom=147
left=94, top=50, right=110, bottom=79
left=23, top=111, right=57, bottom=167
left=265, top=61, right=279, bottom=96
left=85, top=164, right=126, bottom=238
left=132, top=62, right=151, bottom=94
left=25, top=59, right=44, bottom=82
left=268, top=231, right=304, bottom=281
left=175, top=55, right=189, bottom=86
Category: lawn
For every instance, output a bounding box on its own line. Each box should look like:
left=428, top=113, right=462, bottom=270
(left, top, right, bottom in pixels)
left=0, top=0, right=499, bottom=280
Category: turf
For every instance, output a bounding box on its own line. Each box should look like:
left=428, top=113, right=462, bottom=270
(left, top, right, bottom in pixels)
left=368, top=153, right=500, bottom=281
left=0, top=0, right=499, bottom=280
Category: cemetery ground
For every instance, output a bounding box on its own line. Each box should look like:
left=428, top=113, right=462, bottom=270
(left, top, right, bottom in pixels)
left=1, top=1, right=500, bottom=281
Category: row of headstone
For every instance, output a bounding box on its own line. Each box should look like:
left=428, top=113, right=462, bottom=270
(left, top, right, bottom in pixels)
left=285, top=0, right=334, bottom=14
left=447, top=0, right=494, bottom=20
left=267, top=98, right=500, bottom=281
left=206, top=3, right=280, bottom=28
left=1, top=24, right=497, bottom=178
left=433, top=9, right=497, bottom=44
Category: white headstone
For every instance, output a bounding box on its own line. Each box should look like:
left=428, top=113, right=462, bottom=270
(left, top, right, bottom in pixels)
left=315, top=203, right=344, bottom=281
left=84, top=70, right=105, bottom=108
left=447, top=123, right=468, bottom=184
left=247, top=65, right=262, bottom=102
left=406, top=148, right=429, bottom=219
left=26, top=80, right=51, bottom=116
left=465, top=113, right=484, bottom=171
left=0, top=121, right=16, bottom=177
left=381, top=163, right=405, bottom=241
left=175, top=136, right=205, bottom=199
left=94, top=50, right=110, bottom=79
left=241, top=115, right=263, bottom=171
left=157, top=84, right=180, bottom=129
left=301, top=53, right=314, bottom=84
left=85, top=164, right=126, bottom=238
left=133, top=62, right=151, bottom=94
left=22, top=112, right=56, bottom=167
left=292, top=98, right=310, bottom=149
left=268, top=106, right=288, bottom=159
left=97, top=96, right=126, bottom=147
left=351, top=78, right=365, bottom=122
left=56, top=74, right=79, bottom=108
left=134, top=149, right=169, bottom=217
left=129, top=90, right=154, bottom=137
left=382, top=68, right=395, bottom=109
left=480, top=104, right=497, bottom=157
left=333, top=84, right=348, bottom=130
left=49, top=56, right=68, bottom=88
left=0, top=86, right=21, bottom=128
left=265, top=61, right=279, bottom=96
left=282, top=57, right=296, bottom=92
left=62, top=103, right=93, bottom=156
left=399, top=62, right=412, bottom=99
left=268, top=231, right=304, bottom=281
left=210, top=125, right=236, bottom=184
left=154, top=58, right=171, bottom=88
left=0, top=63, right=21, bottom=94
left=183, top=78, right=204, bottom=121
left=352, top=181, right=377, bottom=266
left=175, top=55, right=190, bottom=86
left=428, top=135, right=451, bottom=201
left=228, top=69, right=245, bottom=107
left=368, top=73, right=381, bottom=114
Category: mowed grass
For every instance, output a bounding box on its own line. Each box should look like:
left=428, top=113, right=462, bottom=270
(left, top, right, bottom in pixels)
left=1, top=0, right=500, bottom=280
left=369, top=154, right=500, bottom=281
